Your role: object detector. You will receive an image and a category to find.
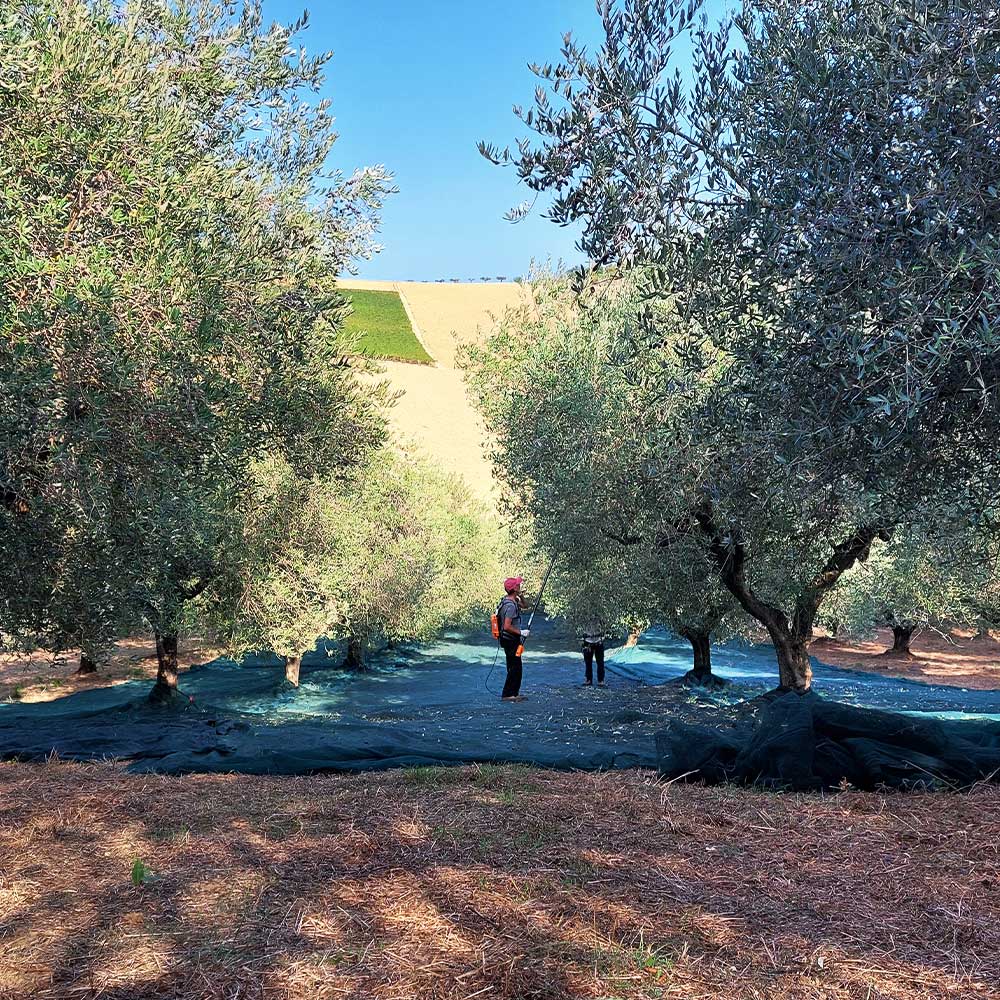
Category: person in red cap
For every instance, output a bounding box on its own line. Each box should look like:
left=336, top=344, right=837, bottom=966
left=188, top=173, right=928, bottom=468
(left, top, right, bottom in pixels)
left=497, top=576, right=531, bottom=701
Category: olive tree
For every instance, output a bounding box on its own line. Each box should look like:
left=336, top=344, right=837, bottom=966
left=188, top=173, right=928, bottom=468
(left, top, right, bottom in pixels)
left=463, top=276, right=752, bottom=685
left=1, top=1, right=394, bottom=698
left=820, top=526, right=1000, bottom=655
left=466, top=271, right=901, bottom=692
left=481, top=0, right=1000, bottom=690
left=205, top=449, right=502, bottom=685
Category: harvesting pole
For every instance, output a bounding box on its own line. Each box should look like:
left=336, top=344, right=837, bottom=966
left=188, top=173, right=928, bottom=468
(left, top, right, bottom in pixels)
left=516, top=558, right=556, bottom=657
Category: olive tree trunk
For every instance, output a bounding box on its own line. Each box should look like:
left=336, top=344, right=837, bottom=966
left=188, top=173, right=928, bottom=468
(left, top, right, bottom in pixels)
left=77, top=652, right=98, bottom=675
left=344, top=637, right=365, bottom=671
left=285, top=653, right=302, bottom=687
left=695, top=505, right=890, bottom=693
left=888, top=624, right=915, bottom=656
left=689, top=630, right=712, bottom=677
left=150, top=632, right=179, bottom=702
left=677, top=627, right=728, bottom=688
left=677, top=628, right=712, bottom=679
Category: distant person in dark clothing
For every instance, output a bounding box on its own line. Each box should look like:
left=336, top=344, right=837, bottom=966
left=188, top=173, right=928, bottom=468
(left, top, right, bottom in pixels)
left=581, top=624, right=606, bottom=687
left=497, top=576, right=531, bottom=701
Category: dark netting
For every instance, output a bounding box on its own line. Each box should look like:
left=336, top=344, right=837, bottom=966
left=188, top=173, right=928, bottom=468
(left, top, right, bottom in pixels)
left=656, top=692, right=1000, bottom=790
left=2, top=622, right=999, bottom=783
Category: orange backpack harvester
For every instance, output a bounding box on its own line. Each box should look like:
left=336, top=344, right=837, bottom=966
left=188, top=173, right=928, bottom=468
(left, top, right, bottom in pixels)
left=491, top=597, right=512, bottom=641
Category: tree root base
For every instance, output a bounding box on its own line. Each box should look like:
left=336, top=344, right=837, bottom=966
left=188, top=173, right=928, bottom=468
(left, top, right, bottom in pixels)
left=148, top=683, right=189, bottom=707
left=676, top=670, right=729, bottom=690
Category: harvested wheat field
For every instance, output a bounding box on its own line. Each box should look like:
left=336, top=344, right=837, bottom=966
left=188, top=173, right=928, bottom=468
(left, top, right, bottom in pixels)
left=341, top=279, right=527, bottom=504
left=338, top=279, right=527, bottom=368
left=2, top=761, right=999, bottom=1000
left=378, top=359, right=498, bottom=504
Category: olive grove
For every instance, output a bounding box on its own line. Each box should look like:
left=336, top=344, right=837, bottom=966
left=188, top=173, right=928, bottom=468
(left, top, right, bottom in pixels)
left=463, top=278, right=755, bottom=685
left=204, top=450, right=501, bottom=685
left=1, top=0, right=496, bottom=698
left=476, top=0, right=1000, bottom=690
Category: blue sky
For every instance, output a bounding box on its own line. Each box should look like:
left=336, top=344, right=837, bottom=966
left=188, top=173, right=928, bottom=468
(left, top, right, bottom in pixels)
left=263, top=1, right=724, bottom=281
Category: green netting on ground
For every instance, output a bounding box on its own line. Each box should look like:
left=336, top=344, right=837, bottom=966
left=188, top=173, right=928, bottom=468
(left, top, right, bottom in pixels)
left=2, top=622, right=999, bottom=783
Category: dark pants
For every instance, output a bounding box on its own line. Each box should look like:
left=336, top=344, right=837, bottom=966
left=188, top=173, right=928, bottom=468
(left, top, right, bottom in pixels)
left=501, top=639, right=522, bottom=698
left=583, top=642, right=605, bottom=683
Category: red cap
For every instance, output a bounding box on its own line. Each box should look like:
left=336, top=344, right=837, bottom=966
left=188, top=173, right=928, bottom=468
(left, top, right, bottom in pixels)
left=504, top=576, right=523, bottom=592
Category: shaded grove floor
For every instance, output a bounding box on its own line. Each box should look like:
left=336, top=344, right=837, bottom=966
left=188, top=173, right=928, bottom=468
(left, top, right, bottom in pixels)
left=2, top=763, right=999, bottom=1000
left=3, top=629, right=1000, bottom=777
left=809, top=628, right=1000, bottom=691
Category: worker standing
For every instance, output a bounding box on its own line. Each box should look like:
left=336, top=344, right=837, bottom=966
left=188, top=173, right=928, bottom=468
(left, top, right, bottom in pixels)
left=580, top=624, right=607, bottom=687
left=497, top=576, right=531, bottom=702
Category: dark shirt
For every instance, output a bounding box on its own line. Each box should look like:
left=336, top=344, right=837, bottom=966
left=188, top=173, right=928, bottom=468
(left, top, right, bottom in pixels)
left=498, top=595, right=521, bottom=641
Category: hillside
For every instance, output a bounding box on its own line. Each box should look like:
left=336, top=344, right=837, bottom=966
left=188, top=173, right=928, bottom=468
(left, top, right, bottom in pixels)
left=339, top=279, right=529, bottom=504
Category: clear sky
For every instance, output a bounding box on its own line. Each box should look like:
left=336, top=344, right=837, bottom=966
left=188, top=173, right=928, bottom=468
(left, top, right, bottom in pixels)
left=262, top=1, right=724, bottom=281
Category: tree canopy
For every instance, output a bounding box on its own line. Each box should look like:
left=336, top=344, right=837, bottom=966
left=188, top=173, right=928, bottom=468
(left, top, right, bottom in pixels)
left=205, top=448, right=502, bottom=684
left=462, top=276, right=753, bottom=682
left=0, top=1, right=402, bottom=695
left=485, top=0, right=999, bottom=489
left=820, top=525, right=1000, bottom=652
left=476, top=0, right=999, bottom=690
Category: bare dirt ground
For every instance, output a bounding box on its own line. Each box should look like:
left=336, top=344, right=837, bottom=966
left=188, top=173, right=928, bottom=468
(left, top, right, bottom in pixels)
left=0, top=635, right=222, bottom=704
left=1, top=762, right=998, bottom=1000
left=810, top=627, right=1000, bottom=691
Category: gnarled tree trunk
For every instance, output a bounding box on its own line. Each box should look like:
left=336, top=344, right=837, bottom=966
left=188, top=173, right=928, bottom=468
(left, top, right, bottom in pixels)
left=285, top=653, right=302, bottom=687
left=888, top=624, right=915, bottom=656
left=768, top=624, right=814, bottom=692
left=77, top=652, right=98, bottom=674
left=150, top=632, right=179, bottom=702
left=695, top=504, right=890, bottom=693
left=344, top=637, right=365, bottom=671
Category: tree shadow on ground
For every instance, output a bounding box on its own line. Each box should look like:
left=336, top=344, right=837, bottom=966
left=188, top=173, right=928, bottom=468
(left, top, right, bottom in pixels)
left=2, top=762, right=999, bottom=999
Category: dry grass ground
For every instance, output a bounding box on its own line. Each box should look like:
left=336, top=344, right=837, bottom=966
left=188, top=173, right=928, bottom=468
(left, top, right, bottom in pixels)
left=3, top=626, right=998, bottom=996
left=377, top=360, right=498, bottom=504
left=1, top=762, right=998, bottom=1000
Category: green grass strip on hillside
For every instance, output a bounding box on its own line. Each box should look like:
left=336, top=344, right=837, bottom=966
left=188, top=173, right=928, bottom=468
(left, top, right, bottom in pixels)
left=341, top=289, right=433, bottom=364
